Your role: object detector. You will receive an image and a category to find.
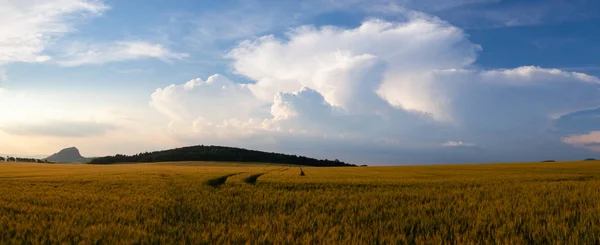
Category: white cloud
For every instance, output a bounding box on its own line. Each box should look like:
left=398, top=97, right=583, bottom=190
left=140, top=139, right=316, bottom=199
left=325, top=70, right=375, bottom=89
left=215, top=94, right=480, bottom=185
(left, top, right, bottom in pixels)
left=229, top=18, right=480, bottom=111
left=184, top=0, right=376, bottom=47
left=0, top=0, right=107, bottom=64
left=0, top=1, right=184, bottom=67
left=58, top=41, right=189, bottom=66
left=0, top=69, right=7, bottom=82
left=152, top=16, right=600, bottom=148
left=149, top=74, right=269, bottom=138
left=177, top=0, right=493, bottom=56
left=266, top=87, right=346, bottom=134
left=370, top=0, right=499, bottom=13
left=563, top=131, right=600, bottom=152
left=151, top=17, right=600, bottom=163
left=385, top=67, right=600, bottom=126
left=442, top=141, right=475, bottom=147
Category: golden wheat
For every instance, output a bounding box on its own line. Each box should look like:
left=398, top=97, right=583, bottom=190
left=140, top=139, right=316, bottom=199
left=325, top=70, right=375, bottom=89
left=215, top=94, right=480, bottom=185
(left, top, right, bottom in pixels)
left=1, top=161, right=600, bottom=244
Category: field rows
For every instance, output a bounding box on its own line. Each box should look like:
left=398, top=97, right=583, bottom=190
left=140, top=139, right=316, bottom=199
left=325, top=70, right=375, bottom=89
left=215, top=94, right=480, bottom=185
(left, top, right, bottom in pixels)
left=1, top=161, right=600, bottom=244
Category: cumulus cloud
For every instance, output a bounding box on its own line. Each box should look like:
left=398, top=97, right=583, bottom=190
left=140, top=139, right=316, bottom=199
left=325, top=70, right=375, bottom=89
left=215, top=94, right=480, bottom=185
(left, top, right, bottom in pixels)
left=265, top=87, right=357, bottom=135
left=58, top=41, right=189, bottom=66
left=229, top=18, right=480, bottom=107
left=0, top=0, right=107, bottom=64
left=151, top=16, right=600, bottom=164
left=149, top=74, right=269, bottom=137
left=403, top=67, right=600, bottom=129
left=263, top=87, right=437, bottom=143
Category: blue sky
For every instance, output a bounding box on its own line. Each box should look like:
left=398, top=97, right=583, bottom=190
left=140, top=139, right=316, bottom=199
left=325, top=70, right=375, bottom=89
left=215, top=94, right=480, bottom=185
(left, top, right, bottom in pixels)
left=1, top=0, right=599, bottom=164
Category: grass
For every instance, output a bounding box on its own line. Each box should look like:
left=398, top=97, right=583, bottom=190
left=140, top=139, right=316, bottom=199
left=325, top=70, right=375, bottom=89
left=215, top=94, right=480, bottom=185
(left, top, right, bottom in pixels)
left=1, top=160, right=600, bottom=243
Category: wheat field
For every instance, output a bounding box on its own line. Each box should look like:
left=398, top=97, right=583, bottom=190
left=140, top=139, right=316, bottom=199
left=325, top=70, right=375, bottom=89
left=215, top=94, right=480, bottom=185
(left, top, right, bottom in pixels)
left=2, top=161, right=600, bottom=244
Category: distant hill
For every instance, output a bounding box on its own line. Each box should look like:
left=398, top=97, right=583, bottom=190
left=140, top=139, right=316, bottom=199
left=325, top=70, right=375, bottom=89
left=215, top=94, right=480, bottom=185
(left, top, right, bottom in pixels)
left=45, top=147, right=92, bottom=163
left=89, top=145, right=355, bottom=167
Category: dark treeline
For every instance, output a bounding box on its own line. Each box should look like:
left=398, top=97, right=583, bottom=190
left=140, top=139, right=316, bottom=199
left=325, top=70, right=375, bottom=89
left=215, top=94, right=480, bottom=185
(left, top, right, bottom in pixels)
left=89, top=145, right=355, bottom=167
left=0, top=156, right=50, bottom=163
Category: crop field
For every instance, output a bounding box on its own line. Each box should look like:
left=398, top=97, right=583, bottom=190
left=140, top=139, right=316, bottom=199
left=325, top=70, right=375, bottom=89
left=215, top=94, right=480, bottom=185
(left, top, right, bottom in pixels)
left=2, top=161, right=600, bottom=244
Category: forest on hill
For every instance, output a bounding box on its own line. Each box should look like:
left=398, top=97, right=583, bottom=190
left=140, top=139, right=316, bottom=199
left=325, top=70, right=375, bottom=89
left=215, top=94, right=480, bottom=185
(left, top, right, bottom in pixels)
left=89, top=145, right=355, bottom=167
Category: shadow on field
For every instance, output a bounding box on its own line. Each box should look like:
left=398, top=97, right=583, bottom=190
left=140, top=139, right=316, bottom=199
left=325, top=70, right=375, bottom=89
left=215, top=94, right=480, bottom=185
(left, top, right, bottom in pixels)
left=244, top=173, right=266, bottom=185
left=544, top=175, right=594, bottom=182
left=205, top=173, right=243, bottom=187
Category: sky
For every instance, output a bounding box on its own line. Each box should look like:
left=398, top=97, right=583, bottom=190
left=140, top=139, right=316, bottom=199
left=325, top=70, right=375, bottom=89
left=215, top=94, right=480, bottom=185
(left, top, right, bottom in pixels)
left=1, top=0, right=599, bottom=165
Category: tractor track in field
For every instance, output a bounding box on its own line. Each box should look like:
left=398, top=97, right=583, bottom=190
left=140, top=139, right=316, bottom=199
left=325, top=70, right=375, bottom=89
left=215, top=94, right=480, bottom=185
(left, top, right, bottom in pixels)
left=243, top=167, right=290, bottom=185
left=205, top=172, right=245, bottom=187
left=243, top=173, right=266, bottom=185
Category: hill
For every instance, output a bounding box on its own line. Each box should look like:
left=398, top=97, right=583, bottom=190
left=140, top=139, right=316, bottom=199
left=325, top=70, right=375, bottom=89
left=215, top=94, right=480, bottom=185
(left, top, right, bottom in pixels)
left=45, top=147, right=92, bottom=163
left=89, top=145, right=355, bottom=166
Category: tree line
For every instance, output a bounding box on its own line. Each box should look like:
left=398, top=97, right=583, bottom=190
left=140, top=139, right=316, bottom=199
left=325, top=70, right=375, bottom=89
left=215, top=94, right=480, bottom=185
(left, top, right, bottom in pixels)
left=89, top=145, right=355, bottom=167
left=0, top=156, right=50, bottom=163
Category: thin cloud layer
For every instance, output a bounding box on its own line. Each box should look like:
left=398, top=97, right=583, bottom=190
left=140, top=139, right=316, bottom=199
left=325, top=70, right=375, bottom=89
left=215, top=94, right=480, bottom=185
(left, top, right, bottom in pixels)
left=0, top=1, right=182, bottom=68
left=563, top=132, right=600, bottom=152
left=0, top=0, right=107, bottom=64
left=149, top=17, right=600, bottom=163
left=443, top=141, right=476, bottom=147
left=1, top=120, right=115, bottom=137
left=58, top=41, right=189, bottom=66
left=0, top=90, right=115, bottom=138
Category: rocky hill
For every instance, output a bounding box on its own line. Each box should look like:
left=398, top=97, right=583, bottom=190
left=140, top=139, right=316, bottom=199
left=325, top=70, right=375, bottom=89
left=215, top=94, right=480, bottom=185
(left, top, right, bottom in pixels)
left=45, top=147, right=92, bottom=163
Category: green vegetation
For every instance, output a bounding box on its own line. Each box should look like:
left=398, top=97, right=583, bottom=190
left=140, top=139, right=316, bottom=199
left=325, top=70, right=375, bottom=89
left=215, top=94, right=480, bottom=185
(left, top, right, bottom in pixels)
left=89, top=145, right=355, bottom=167
left=2, top=161, right=600, bottom=243
left=0, top=156, right=49, bottom=163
